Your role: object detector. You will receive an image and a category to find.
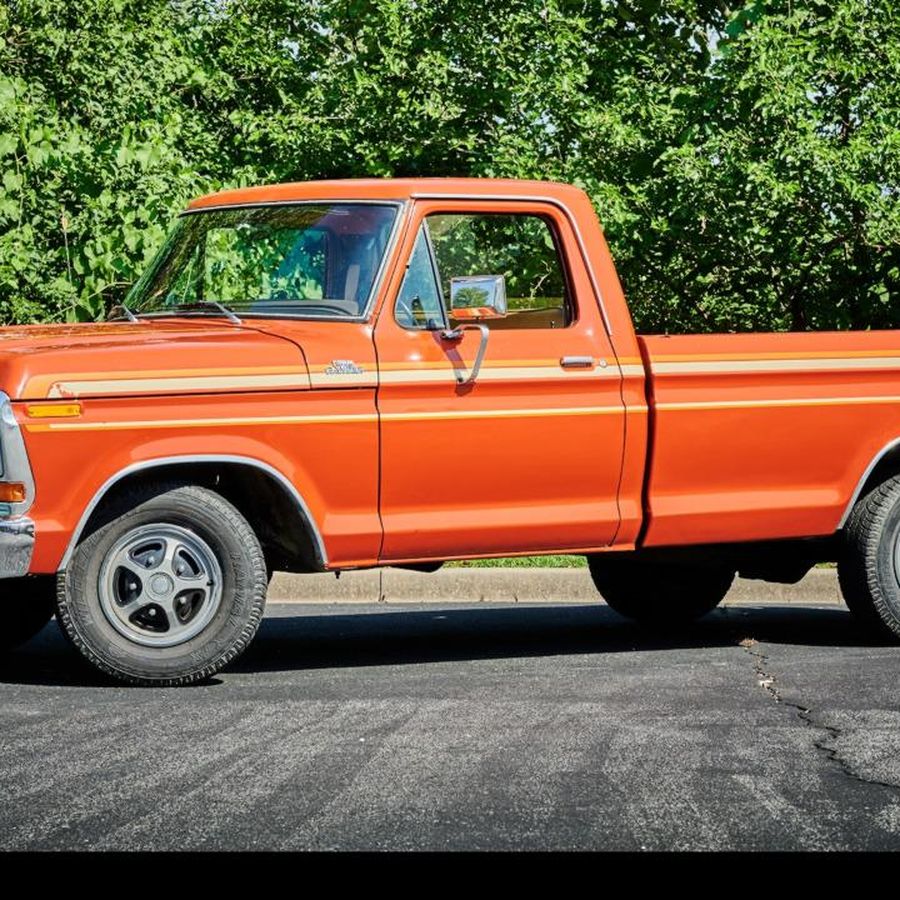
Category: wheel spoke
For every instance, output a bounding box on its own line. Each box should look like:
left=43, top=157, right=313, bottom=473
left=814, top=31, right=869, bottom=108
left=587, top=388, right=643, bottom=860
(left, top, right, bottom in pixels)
left=117, top=596, right=146, bottom=618
left=108, top=546, right=145, bottom=586
left=158, top=596, right=179, bottom=630
left=157, top=537, right=177, bottom=571
left=172, top=571, right=209, bottom=594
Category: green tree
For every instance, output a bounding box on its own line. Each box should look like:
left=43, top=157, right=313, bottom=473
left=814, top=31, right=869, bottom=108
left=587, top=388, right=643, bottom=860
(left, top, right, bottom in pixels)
left=0, top=0, right=897, bottom=331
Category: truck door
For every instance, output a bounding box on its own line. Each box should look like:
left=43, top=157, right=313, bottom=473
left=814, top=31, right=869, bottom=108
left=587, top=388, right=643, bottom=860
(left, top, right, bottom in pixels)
left=373, top=198, right=626, bottom=562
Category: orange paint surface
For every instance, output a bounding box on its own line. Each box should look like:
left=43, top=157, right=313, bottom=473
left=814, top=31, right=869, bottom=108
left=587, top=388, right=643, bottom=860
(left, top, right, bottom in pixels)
left=1, top=178, right=897, bottom=574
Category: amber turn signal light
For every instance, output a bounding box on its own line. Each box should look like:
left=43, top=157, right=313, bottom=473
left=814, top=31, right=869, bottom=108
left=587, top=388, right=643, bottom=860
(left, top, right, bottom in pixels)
left=25, top=402, right=82, bottom=419
left=0, top=482, right=26, bottom=503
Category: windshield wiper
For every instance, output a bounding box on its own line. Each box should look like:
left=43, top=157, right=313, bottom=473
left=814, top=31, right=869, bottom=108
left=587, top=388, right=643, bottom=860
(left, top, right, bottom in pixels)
left=107, top=302, right=139, bottom=323
left=166, top=300, right=243, bottom=325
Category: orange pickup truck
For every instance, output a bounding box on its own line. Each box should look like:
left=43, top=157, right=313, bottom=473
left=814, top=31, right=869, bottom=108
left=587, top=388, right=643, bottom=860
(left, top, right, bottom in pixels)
left=1, top=177, right=899, bottom=684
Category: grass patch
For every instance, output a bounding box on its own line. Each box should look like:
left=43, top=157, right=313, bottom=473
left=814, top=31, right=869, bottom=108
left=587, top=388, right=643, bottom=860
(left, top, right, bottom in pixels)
left=448, top=555, right=587, bottom=568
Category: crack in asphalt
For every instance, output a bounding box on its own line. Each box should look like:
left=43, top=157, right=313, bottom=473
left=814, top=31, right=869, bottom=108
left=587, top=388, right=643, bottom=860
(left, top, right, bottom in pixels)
left=738, top=637, right=900, bottom=794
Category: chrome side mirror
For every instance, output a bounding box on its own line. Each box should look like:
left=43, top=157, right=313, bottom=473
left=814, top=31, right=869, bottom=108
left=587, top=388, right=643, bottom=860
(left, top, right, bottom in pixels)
left=449, top=275, right=507, bottom=321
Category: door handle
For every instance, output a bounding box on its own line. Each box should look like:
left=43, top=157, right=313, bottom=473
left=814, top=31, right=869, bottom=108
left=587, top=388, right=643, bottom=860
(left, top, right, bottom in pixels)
left=560, top=356, right=597, bottom=369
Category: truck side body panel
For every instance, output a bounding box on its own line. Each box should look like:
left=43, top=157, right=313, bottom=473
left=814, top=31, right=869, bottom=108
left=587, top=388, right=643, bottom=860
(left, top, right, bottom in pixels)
left=639, top=331, right=900, bottom=547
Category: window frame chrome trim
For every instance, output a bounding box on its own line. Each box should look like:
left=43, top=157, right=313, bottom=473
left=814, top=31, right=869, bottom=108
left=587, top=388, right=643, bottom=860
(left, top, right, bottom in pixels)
left=133, top=199, right=410, bottom=325
left=58, top=454, right=328, bottom=571
left=408, top=192, right=613, bottom=335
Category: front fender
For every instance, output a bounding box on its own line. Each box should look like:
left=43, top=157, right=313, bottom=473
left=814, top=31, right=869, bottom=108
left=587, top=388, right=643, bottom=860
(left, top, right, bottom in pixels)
left=20, top=389, right=380, bottom=571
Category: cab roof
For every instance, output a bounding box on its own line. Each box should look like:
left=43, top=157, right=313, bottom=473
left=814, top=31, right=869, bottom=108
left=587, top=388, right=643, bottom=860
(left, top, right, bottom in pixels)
left=187, top=177, right=588, bottom=210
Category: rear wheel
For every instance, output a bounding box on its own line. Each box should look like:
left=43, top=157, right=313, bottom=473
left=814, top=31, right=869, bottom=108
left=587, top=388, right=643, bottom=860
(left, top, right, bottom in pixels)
left=587, top=555, right=734, bottom=625
left=56, top=483, right=268, bottom=685
left=0, top=575, right=56, bottom=650
left=838, top=475, right=900, bottom=640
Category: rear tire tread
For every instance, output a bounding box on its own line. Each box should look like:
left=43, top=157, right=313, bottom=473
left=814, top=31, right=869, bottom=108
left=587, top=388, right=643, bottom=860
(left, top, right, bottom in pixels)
left=838, top=475, right=900, bottom=640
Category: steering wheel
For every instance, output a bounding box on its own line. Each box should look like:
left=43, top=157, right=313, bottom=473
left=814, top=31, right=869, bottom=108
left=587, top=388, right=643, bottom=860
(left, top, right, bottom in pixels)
left=396, top=294, right=416, bottom=326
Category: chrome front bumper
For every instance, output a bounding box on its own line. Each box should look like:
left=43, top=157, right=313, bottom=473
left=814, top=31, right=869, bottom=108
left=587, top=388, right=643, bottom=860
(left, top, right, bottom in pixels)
left=0, top=518, right=34, bottom=579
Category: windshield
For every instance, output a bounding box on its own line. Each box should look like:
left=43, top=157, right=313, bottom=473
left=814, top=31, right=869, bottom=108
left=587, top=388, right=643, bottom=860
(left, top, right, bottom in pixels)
left=126, top=202, right=399, bottom=319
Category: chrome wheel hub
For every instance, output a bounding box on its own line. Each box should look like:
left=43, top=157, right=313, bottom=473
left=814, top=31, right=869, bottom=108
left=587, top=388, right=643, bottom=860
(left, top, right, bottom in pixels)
left=98, top=523, right=223, bottom=648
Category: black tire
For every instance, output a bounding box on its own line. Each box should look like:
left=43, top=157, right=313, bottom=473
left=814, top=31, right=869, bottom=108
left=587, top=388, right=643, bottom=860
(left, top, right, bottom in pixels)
left=587, top=555, right=734, bottom=625
left=838, top=475, right=900, bottom=640
left=56, top=483, right=267, bottom=685
left=0, top=575, right=56, bottom=651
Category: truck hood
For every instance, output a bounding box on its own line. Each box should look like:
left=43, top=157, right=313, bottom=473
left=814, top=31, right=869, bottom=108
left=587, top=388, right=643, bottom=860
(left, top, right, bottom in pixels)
left=0, top=321, right=310, bottom=400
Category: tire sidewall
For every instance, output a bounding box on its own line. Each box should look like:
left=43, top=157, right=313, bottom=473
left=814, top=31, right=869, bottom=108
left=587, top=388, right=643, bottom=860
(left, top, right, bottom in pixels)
left=872, top=489, right=900, bottom=630
left=60, top=487, right=265, bottom=683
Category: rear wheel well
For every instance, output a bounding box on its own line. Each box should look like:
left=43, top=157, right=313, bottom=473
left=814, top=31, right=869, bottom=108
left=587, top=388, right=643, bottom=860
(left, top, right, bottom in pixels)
left=76, top=462, right=323, bottom=574
left=847, top=442, right=900, bottom=522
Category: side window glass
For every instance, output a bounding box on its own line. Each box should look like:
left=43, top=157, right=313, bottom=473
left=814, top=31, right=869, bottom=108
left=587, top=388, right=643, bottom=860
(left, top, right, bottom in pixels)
left=395, top=226, right=445, bottom=329
left=427, top=213, right=572, bottom=330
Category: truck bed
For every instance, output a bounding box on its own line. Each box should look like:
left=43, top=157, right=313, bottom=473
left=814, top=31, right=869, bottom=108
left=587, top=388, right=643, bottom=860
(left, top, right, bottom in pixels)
left=637, top=330, right=900, bottom=547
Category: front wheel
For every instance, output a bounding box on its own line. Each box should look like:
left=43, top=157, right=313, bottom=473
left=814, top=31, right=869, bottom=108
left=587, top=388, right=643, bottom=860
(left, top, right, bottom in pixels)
left=0, top=575, right=56, bottom=650
left=587, top=555, right=734, bottom=625
left=56, top=483, right=268, bottom=685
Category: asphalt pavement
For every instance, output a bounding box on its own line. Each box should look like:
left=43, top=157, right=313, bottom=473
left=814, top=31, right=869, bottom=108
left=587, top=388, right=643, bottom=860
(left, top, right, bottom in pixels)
left=2, top=577, right=900, bottom=850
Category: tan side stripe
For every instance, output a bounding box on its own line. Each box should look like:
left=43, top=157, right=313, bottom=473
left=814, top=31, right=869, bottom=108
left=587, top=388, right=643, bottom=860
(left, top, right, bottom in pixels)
left=55, top=355, right=895, bottom=395
left=378, top=366, right=617, bottom=384
left=657, top=395, right=900, bottom=411
left=331, top=358, right=569, bottom=371
left=28, top=365, right=310, bottom=397
left=308, top=374, right=377, bottom=387
left=48, top=373, right=312, bottom=397
left=384, top=405, right=639, bottom=421
left=652, top=357, right=900, bottom=375
left=26, top=413, right=378, bottom=432
left=41, top=362, right=626, bottom=396
left=650, top=349, right=900, bottom=363
left=310, top=365, right=626, bottom=387
left=24, top=405, right=640, bottom=433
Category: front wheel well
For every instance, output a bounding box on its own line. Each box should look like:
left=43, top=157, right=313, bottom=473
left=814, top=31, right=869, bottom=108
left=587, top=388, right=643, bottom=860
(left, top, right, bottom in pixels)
left=71, top=461, right=324, bottom=575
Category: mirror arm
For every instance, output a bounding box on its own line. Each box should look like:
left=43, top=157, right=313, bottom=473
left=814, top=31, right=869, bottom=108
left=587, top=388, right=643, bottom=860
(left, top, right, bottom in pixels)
left=441, top=324, right=490, bottom=385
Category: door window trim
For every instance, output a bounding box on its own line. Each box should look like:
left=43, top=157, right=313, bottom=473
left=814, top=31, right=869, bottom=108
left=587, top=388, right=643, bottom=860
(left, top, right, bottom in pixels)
left=407, top=193, right=613, bottom=335
left=421, top=209, right=577, bottom=331
left=393, top=221, right=448, bottom=332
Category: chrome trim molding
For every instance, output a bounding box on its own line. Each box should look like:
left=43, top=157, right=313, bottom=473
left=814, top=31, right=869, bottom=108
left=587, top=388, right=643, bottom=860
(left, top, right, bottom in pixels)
left=838, top=437, right=900, bottom=529
left=0, top=391, right=36, bottom=518
left=0, top=517, right=35, bottom=578
left=181, top=199, right=407, bottom=214
left=176, top=200, right=409, bottom=325
left=408, top=192, right=614, bottom=335
left=58, top=455, right=328, bottom=571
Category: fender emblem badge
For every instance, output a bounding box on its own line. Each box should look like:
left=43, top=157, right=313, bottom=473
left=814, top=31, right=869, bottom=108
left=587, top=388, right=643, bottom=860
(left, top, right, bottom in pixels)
left=324, top=360, right=365, bottom=376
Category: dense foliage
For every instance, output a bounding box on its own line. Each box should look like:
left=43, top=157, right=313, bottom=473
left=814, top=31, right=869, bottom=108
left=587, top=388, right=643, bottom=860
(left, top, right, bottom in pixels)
left=0, top=0, right=897, bottom=331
